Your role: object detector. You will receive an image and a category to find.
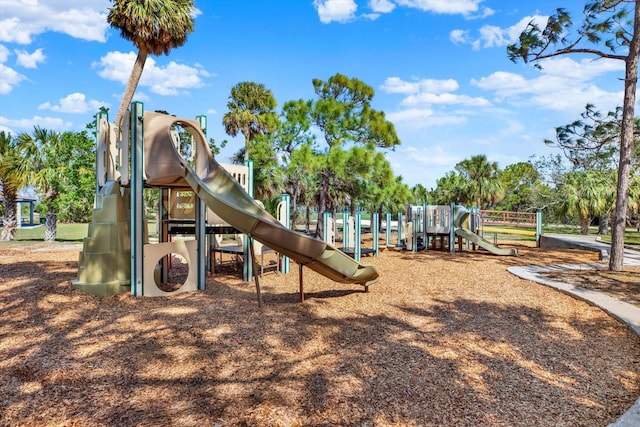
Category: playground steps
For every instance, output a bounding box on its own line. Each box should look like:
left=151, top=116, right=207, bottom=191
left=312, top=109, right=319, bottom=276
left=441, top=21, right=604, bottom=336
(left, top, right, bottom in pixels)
left=72, top=181, right=134, bottom=296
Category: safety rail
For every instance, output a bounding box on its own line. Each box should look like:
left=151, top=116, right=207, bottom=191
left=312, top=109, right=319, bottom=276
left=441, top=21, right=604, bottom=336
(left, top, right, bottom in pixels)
left=479, top=210, right=537, bottom=227
left=476, top=209, right=542, bottom=247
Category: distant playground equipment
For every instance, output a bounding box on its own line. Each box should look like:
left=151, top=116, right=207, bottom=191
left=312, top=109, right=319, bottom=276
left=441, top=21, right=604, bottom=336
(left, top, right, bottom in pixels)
left=73, top=102, right=378, bottom=304
left=475, top=209, right=542, bottom=246
left=380, top=203, right=522, bottom=256
left=321, top=210, right=380, bottom=261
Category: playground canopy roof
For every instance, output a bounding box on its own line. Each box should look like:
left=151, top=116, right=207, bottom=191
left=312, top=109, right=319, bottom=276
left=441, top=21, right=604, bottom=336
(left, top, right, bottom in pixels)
left=0, top=193, right=38, bottom=203
left=0, top=186, right=38, bottom=203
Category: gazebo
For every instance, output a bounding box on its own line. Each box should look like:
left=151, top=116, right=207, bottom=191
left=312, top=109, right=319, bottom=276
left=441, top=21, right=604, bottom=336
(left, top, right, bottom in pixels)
left=0, top=189, right=39, bottom=227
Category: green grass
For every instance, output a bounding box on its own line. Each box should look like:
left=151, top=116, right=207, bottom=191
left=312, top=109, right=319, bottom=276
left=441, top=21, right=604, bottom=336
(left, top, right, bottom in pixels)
left=0, top=223, right=88, bottom=246
left=599, top=229, right=640, bottom=246
left=541, top=224, right=585, bottom=235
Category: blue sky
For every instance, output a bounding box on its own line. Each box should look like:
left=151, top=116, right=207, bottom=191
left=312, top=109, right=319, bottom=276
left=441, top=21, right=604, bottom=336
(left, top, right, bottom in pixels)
left=0, top=0, right=628, bottom=188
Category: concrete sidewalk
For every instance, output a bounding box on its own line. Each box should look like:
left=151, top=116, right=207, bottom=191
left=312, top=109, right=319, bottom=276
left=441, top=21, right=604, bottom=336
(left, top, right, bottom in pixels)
left=540, top=233, right=640, bottom=266
left=509, top=234, right=640, bottom=427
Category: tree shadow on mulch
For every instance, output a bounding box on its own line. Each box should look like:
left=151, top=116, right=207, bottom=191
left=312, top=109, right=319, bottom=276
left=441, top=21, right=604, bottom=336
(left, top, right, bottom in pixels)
left=1, top=254, right=639, bottom=426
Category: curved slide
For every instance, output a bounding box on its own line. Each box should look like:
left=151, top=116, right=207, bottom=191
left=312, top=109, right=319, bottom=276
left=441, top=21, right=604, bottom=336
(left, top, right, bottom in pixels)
left=143, top=112, right=379, bottom=288
left=455, top=227, right=518, bottom=256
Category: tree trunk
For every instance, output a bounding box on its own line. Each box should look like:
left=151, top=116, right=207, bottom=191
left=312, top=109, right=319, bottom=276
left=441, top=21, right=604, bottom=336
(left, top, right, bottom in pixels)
left=315, top=171, right=329, bottom=238
left=597, top=214, right=609, bottom=235
left=44, top=212, right=57, bottom=242
left=1, top=185, right=18, bottom=241
left=114, top=49, right=148, bottom=138
left=610, top=0, right=640, bottom=271
left=291, top=187, right=299, bottom=230
left=580, top=216, right=590, bottom=235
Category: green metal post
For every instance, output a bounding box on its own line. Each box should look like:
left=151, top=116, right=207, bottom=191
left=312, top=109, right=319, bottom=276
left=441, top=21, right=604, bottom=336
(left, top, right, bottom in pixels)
left=385, top=212, right=391, bottom=247
left=343, top=208, right=350, bottom=252
left=196, top=115, right=207, bottom=290
left=280, top=194, right=290, bottom=274
left=536, top=210, right=542, bottom=247
left=355, top=211, right=362, bottom=261
left=449, top=202, right=455, bottom=252
left=243, top=159, right=254, bottom=282
left=397, top=212, right=403, bottom=249
left=130, top=102, right=144, bottom=296
left=372, top=211, right=379, bottom=257
left=322, top=211, right=331, bottom=243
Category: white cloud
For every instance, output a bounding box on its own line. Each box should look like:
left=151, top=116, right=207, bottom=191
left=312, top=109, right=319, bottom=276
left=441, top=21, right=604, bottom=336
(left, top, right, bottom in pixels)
left=0, top=45, right=25, bottom=93
left=317, top=0, right=489, bottom=23
left=381, top=76, right=490, bottom=107
left=369, top=0, right=395, bottom=13
left=0, top=0, right=109, bottom=44
left=402, top=92, right=490, bottom=107
left=450, top=29, right=470, bottom=45
left=394, top=0, right=482, bottom=15
left=0, top=115, right=73, bottom=132
left=452, top=14, right=549, bottom=50
left=0, top=45, right=9, bottom=62
left=477, top=25, right=508, bottom=48
left=381, top=76, right=490, bottom=132
left=387, top=107, right=467, bottom=129
left=471, top=119, right=525, bottom=145
left=380, top=77, right=459, bottom=94
left=472, top=57, right=625, bottom=113
left=0, top=63, right=25, bottom=94
left=38, top=92, right=107, bottom=114
left=314, top=0, right=358, bottom=23
left=15, top=48, right=45, bottom=68
left=472, top=71, right=528, bottom=97
left=405, top=145, right=462, bottom=166
left=93, top=51, right=209, bottom=96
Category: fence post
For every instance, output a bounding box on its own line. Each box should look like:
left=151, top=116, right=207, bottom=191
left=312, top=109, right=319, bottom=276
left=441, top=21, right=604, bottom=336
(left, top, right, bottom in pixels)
left=536, top=210, right=542, bottom=247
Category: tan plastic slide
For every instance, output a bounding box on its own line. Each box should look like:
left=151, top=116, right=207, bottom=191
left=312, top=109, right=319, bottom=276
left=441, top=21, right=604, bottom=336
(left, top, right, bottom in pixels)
left=143, top=112, right=379, bottom=288
left=454, top=210, right=518, bottom=256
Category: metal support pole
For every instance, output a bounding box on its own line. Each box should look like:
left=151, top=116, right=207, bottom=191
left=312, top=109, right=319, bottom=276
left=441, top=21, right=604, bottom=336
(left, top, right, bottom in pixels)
left=343, top=208, right=350, bottom=252
left=160, top=189, right=169, bottom=283
left=355, top=211, right=362, bottom=261
left=385, top=212, right=391, bottom=247
left=298, top=264, right=304, bottom=302
left=196, top=115, right=207, bottom=290
left=249, top=239, right=263, bottom=308
left=413, top=215, right=418, bottom=253
left=195, top=196, right=206, bottom=290
left=397, top=212, right=403, bottom=249
left=243, top=159, right=254, bottom=282
left=322, top=211, right=331, bottom=243
left=372, top=211, right=379, bottom=257
left=536, top=210, right=542, bottom=247
left=280, top=194, right=291, bottom=274
left=449, top=202, right=455, bottom=252
left=130, top=101, right=144, bottom=296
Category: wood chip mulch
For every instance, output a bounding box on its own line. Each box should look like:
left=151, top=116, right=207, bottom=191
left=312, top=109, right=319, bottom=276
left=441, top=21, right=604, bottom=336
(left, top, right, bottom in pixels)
left=1, top=241, right=639, bottom=426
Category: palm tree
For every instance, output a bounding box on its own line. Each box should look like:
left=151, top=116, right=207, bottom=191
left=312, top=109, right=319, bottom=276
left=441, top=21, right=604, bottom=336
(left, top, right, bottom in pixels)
left=561, top=170, right=610, bottom=235
left=434, top=171, right=467, bottom=205
left=411, top=184, right=429, bottom=205
left=108, top=0, right=196, bottom=135
left=222, top=81, right=278, bottom=161
left=455, top=155, right=504, bottom=208
left=0, top=131, right=28, bottom=241
left=18, top=127, right=65, bottom=242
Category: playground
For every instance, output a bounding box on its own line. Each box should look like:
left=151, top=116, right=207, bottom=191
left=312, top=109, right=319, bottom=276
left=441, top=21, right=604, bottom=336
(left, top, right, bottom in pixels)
left=1, top=240, right=639, bottom=426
